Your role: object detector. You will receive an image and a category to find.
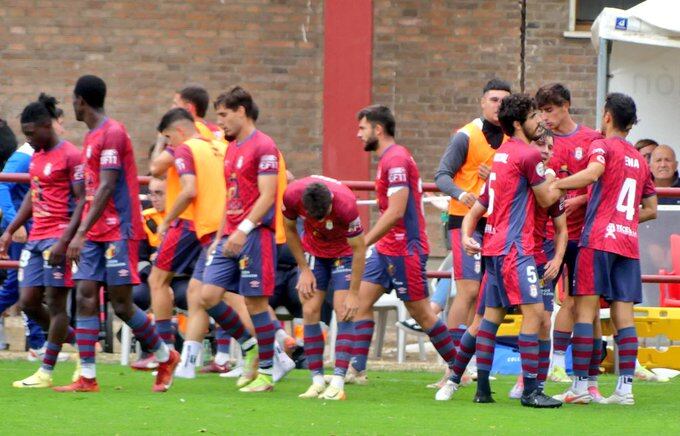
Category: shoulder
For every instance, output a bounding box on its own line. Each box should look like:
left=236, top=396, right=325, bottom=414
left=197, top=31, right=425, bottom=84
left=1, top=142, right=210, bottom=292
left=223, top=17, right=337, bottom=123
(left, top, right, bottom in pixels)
left=16, top=142, right=34, bottom=157
left=579, top=125, right=603, bottom=141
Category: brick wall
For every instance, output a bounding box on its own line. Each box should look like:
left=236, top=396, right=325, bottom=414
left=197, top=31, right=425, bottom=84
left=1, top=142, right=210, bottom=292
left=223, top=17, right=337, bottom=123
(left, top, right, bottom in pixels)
left=0, top=0, right=598, bottom=257
left=0, top=0, right=324, bottom=175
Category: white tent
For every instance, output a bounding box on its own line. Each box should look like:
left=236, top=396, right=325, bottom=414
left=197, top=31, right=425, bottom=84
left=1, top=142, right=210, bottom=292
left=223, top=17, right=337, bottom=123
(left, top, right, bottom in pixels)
left=591, top=0, right=680, bottom=150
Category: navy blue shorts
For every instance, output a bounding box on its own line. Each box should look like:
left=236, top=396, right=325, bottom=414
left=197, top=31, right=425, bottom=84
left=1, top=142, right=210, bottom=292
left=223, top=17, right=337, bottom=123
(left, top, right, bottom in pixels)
left=450, top=228, right=483, bottom=281
left=191, top=243, right=210, bottom=282
left=73, top=240, right=141, bottom=286
left=573, top=247, right=642, bottom=303
left=484, top=246, right=542, bottom=309
left=202, top=228, right=277, bottom=297
left=154, top=219, right=202, bottom=274
left=19, top=238, right=73, bottom=288
left=362, top=248, right=428, bottom=302
left=306, top=254, right=352, bottom=293
left=537, top=263, right=555, bottom=312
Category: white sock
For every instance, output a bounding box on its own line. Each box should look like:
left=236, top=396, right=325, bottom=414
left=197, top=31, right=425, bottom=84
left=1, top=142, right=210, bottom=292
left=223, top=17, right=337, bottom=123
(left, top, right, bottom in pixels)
left=553, top=352, right=566, bottom=369
left=185, top=341, right=202, bottom=368
left=312, top=374, right=325, bottom=386
left=215, top=351, right=230, bottom=366
left=275, top=329, right=288, bottom=345
left=81, top=363, right=96, bottom=379
left=330, top=375, right=345, bottom=390
left=154, top=342, right=170, bottom=363
left=616, top=375, right=634, bottom=395
left=571, top=376, right=588, bottom=394
left=588, top=379, right=599, bottom=388
left=40, top=367, right=53, bottom=376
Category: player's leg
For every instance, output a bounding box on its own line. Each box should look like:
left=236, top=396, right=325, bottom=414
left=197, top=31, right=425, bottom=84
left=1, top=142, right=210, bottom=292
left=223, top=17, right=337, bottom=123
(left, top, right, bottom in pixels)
left=447, top=228, right=483, bottom=345
left=587, top=311, right=605, bottom=402
left=176, top=277, right=210, bottom=378
left=603, top=256, right=641, bottom=405
left=346, top=248, right=393, bottom=384
left=298, top=284, right=326, bottom=398
left=550, top=240, right=578, bottom=382
left=148, top=267, right=176, bottom=346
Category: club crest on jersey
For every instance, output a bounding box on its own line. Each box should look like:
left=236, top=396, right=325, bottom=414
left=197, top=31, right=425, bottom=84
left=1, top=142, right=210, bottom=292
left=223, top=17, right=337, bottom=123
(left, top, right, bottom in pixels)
left=86, top=145, right=93, bottom=159
left=239, top=256, right=250, bottom=270
left=43, top=163, right=52, bottom=176
left=236, top=156, right=244, bottom=169
left=325, top=220, right=333, bottom=230
left=535, top=162, right=545, bottom=177
left=105, top=244, right=116, bottom=260
left=574, top=147, right=583, bottom=161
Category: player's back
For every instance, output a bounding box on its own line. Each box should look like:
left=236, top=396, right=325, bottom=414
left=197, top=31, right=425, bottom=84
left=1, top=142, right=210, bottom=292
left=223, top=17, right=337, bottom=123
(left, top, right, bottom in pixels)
left=283, top=175, right=361, bottom=258
left=82, top=118, right=144, bottom=241
left=481, top=138, right=545, bottom=257
left=580, top=137, right=655, bottom=258
left=375, top=144, right=429, bottom=256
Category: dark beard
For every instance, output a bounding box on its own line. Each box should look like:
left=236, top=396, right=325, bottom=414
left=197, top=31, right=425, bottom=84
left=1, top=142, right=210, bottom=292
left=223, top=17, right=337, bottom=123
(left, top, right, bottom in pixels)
left=523, top=124, right=542, bottom=142
left=225, top=134, right=236, bottom=142
left=363, top=136, right=379, bottom=152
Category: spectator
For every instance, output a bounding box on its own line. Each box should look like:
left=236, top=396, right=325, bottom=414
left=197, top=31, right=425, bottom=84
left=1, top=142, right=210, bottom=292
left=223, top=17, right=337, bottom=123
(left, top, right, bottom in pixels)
left=635, top=138, right=658, bottom=164
left=650, top=145, right=680, bottom=205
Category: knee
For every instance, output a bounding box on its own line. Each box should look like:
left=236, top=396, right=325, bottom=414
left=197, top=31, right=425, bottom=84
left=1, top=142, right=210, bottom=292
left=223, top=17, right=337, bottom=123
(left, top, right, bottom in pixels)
left=199, top=287, right=222, bottom=309
left=302, top=304, right=321, bottom=321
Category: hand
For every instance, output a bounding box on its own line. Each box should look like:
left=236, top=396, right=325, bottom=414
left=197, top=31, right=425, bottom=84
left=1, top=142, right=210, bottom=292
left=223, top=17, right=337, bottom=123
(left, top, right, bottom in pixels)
left=67, top=232, right=86, bottom=263
left=462, top=235, right=481, bottom=256
left=222, top=230, right=246, bottom=257
left=48, top=239, right=68, bottom=266
left=564, top=195, right=587, bottom=216
left=12, top=226, right=27, bottom=244
left=157, top=220, right=170, bottom=239
left=296, top=267, right=317, bottom=301
left=0, top=231, right=11, bottom=259
left=478, top=164, right=491, bottom=181
left=340, top=292, right=359, bottom=321
left=458, top=192, right=477, bottom=208
left=542, top=258, right=561, bottom=282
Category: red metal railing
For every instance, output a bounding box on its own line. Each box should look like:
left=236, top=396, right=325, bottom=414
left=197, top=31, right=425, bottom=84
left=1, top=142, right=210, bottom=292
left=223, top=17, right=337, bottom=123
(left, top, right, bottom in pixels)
left=1, top=173, right=679, bottom=284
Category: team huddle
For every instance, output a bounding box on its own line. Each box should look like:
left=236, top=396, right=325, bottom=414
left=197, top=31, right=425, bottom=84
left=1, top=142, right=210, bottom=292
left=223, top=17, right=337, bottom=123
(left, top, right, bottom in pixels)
left=1, top=75, right=656, bottom=408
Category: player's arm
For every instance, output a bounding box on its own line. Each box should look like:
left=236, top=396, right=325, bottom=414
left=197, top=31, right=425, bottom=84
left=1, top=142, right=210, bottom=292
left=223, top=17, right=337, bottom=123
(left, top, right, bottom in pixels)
left=553, top=161, right=604, bottom=191
left=461, top=201, right=486, bottom=255
left=0, top=189, right=32, bottom=257
left=364, top=187, right=408, bottom=247
left=223, top=173, right=277, bottom=256
left=283, top=215, right=316, bottom=301
left=149, top=148, right=175, bottom=178
left=159, top=173, right=196, bottom=236
left=639, top=195, right=657, bottom=223
left=434, top=133, right=476, bottom=207
left=543, top=212, right=567, bottom=282
left=67, top=169, right=118, bottom=260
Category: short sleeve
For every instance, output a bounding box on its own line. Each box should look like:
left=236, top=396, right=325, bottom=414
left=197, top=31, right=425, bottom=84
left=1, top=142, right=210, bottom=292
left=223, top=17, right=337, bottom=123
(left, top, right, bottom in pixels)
left=521, top=148, right=546, bottom=186
left=99, top=127, right=127, bottom=170
left=68, top=148, right=85, bottom=184
left=256, top=141, right=279, bottom=175
left=549, top=195, right=566, bottom=218
left=281, top=187, right=299, bottom=220
left=174, top=144, right=196, bottom=176
left=384, top=155, right=410, bottom=189
left=587, top=139, right=607, bottom=167
left=341, top=199, right=363, bottom=238
left=477, top=181, right=489, bottom=209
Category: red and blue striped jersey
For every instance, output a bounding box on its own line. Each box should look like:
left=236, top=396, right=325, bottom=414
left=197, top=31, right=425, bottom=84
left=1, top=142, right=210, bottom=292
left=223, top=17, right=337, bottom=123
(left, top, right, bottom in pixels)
left=81, top=118, right=144, bottom=242
left=579, top=137, right=655, bottom=259
left=479, top=138, right=546, bottom=256
left=28, top=140, right=83, bottom=241
left=375, top=144, right=429, bottom=256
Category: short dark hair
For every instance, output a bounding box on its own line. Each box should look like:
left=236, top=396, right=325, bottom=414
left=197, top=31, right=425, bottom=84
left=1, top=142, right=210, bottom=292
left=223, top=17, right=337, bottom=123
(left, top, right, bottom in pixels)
left=635, top=138, right=658, bottom=151
left=356, top=105, right=396, bottom=137
left=498, top=93, right=537, bottom=136
left=302, top=182, right=332, bottom=221
left=535, top=83, right=571, bottom=107
left=604, top=92, right=637, bottom=132
left=20, top=93, right=60, bottom=124
left=214, top=86, right=259, bottom=121
left=74, top=75, right=106, bottom=109
left=178, top=84, right=210, bottom=118
left=157, top=107, right=195, bottom=132
left=483, top=78, right=512, bottom=95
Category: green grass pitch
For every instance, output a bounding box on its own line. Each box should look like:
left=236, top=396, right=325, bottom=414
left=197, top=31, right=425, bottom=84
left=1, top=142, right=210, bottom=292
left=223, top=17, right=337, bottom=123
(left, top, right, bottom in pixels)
left=0, top=360, right=677, bottom=435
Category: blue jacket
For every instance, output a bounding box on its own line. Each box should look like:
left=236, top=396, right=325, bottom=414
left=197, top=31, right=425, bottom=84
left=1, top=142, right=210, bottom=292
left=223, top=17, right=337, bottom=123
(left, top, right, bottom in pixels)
left=0, top=143, right=33, bottom=229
